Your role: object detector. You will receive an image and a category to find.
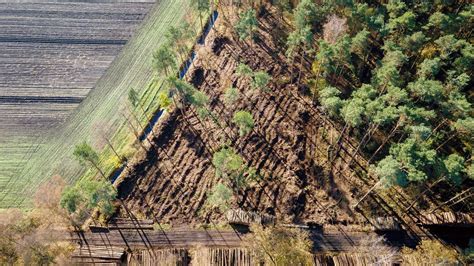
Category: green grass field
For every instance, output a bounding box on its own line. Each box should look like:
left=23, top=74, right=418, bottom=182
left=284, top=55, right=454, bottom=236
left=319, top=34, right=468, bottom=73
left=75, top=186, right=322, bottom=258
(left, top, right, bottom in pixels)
left=0, top=0, right=198, bottom=208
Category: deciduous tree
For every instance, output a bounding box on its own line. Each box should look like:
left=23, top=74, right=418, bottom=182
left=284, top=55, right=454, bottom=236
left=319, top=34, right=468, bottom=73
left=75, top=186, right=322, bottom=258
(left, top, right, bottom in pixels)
left=244, top=225, right=313, bottom=266
left=401, top=240, right=459, bottom=265
left=92, top=120, right=122, bottom=162
left=323, top=14, right=348, bottom=44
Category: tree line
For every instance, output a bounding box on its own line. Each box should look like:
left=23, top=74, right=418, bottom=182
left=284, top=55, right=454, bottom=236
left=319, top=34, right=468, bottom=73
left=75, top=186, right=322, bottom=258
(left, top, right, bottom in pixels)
left=271, top=0, right=473, bottom=208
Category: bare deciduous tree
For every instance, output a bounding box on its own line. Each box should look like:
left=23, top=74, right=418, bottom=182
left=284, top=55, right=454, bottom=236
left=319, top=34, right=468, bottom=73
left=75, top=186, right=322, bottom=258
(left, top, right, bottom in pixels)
left=352, top=234, right=398, bottom=265
left=92, top=120, right=122, bottom=161
left=323, top=15, right=348, bottom=44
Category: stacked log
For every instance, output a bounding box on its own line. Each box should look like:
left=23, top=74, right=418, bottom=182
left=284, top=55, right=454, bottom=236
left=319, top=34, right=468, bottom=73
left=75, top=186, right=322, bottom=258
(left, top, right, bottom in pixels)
left=128, top=248, right=189, bottom=266
left=192, top=247, right=252, bottom=266
left=107, top=218, right=154, bottom=230
left=314, top=253, right=400, bottom=266
left=71, top=245, right=125, bottom=265
left=419, top=212, right=473, bottom=225
left=225, top=209, right=275, bottom=226
left=371, top=216, right=402, bottom=231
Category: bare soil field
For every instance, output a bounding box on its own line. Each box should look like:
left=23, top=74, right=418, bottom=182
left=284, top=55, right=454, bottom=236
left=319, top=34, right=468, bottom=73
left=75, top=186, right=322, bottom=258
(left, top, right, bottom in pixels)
left=0, top=1, right=152, bottom=206
left=117, top=8, right=375, bottom=227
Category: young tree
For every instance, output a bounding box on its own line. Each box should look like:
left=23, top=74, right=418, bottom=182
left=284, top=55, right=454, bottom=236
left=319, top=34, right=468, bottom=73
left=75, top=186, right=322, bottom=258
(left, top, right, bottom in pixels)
left=235, top=63, right=253, bottom=78
left=60, top=178, right=117, bottom=225
left=235, top=9, right=258, bottom=42
left=212, top=147, right=247, bottom=188
left=232, top=110, right=254, bottom=136
left=191, top=0, right=210, bottom=29
left=223, top=87, right=240, bottom=105
left=128, top=87, right=140, bottom=109
left=252, top=71, right=271, bottom=91
left=190, top=89, right=210, bottom=108
left=152, top=45, right=177, bottom=76
left=157, top=92, right=172, bottom=110
left=205, top=182, right=233, bottom=212
left=73, top=142, right=106, bottom=179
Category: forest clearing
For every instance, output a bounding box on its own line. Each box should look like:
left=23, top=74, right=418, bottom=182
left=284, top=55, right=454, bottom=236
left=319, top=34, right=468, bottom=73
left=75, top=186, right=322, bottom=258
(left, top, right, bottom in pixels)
left=0, top=0, right=473, bottom=265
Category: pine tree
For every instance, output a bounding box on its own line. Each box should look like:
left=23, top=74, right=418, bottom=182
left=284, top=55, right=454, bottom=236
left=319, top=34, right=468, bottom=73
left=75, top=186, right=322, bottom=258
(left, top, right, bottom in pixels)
left=223, top=87, right=240, bottom=105
left=252, top=71, right=271, bottom=91
left=235, top=9, right=258, bottom=42
left=212, top=147, right=247, bottom=188
left=191, top=0, right=210, bottom=29
left=73, top=142, right=106, bottom=179
left=232, top=110, right=254, bottom=136
left=443, top=154, right=465, bottom=185
left=318, top=86, right=342, bottom=117
left=205, top=183, right=233, bottom=212
left=60, top=178, right=117, bottom=223
left=152, top=45, right=177, bottom=77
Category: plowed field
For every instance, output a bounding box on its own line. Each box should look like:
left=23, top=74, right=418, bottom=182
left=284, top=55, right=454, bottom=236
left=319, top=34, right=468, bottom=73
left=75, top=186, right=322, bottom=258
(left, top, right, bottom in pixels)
left=0, top=0, right=196, bottom=208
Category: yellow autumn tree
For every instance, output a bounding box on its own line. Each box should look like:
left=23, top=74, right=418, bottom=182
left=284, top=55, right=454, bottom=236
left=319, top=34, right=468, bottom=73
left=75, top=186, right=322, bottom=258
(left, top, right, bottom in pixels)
left=244, top=224, right=313, bottom=266
left=402, top=240, right=459, bottom=265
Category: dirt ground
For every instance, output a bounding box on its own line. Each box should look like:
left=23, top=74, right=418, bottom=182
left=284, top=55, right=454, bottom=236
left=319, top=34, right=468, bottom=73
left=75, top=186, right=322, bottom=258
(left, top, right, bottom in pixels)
left=116, top=6, right=391, bottom=228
